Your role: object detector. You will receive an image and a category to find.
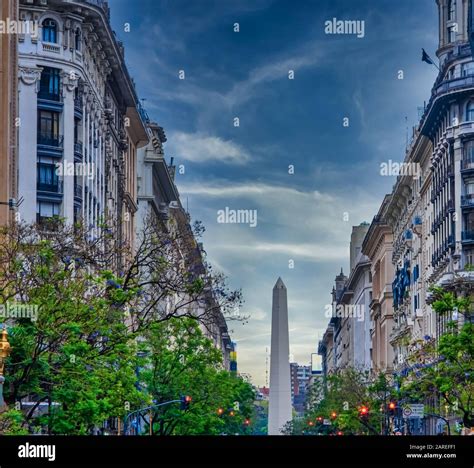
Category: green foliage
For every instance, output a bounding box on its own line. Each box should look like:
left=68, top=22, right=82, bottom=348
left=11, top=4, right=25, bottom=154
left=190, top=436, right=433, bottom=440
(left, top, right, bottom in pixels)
left=0, top=409, right=28, bottom=435
left=400, top=288, right=474, bottom=428
left=140, top=318, right=255, bottom=435
left=296, top=369, right=387, bottom=435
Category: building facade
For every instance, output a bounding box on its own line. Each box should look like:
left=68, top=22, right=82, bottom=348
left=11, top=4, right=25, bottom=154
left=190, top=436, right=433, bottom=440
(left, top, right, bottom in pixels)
left=0, top=0, right=18, bottom=226
left=17, top=0, right=147, bottom=257
left=290, top=363, right=311, bottom=415
left=361, top=195, right=395, bottom=375
left=319, top=223, right=372, bottom=378
left=135, top=120, right=233, bottom=369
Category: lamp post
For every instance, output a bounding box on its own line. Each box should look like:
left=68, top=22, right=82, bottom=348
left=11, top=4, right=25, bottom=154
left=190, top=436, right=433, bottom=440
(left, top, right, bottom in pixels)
left=0, top=326, right=12, bottom=408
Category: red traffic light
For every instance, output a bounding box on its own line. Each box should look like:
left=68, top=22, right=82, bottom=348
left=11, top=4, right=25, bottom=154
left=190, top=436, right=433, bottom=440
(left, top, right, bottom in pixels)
left=389, top=402, right=396, bottom=410
left=317, top=416, right=323, bottom=422
left=359, top=406, right=368, bottom=415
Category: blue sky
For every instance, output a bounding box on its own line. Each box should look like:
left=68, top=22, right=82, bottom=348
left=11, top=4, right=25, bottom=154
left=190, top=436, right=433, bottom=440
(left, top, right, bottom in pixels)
left=109, top=0, right=438, bottom=385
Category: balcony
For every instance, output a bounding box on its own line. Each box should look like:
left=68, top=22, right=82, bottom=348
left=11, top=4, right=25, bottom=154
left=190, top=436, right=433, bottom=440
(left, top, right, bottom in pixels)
left=37, top=180, right=63, bottom=194
left=74, top=141, right=83, bottom=161
left=462, top=230, right=474, bottom=243
left=462, top=195, right=474, bottom=209
left=74, top=95, right=83, bottom=118
left=461, top=159, right=474, bottom=175
left=74, top=184, right=83, bottom=202
left=42, top=42, right=61, bottom=54
left=36, top=214, right=60, bottom=231
left=38, top=132, right=63, bottom=148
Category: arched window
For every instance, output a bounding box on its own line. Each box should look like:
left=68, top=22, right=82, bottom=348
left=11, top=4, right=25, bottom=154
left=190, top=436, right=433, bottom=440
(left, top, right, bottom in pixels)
left=467, top=101, right=474, bottom=121
left=74, top=28, right=81, bottom=51
left=42, top=19, right=57, bottom=43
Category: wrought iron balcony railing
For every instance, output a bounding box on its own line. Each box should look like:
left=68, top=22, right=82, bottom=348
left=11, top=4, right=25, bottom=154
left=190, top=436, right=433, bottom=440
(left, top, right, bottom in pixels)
left=38, top=132, right=63, bottom=148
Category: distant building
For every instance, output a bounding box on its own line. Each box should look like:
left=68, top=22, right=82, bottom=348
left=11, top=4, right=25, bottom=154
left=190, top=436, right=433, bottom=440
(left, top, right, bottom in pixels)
left=361, top=196, right=395, bottom=375
left=256, top=386, right=270, bottom=401
left=290, top=363, right=311, bottom=415
left=319, top=223, right=372, bottom=377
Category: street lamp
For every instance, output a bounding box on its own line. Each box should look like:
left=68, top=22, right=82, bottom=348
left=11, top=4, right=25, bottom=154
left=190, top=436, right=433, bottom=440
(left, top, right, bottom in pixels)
left=0, top=326, right=12, bottom=408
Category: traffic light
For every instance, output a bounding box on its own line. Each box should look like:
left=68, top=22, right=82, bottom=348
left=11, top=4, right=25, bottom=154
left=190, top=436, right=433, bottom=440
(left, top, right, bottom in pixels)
left=358, top=405, right=369, bottom=420
left=316, top=416, right=323, bottom=423
left=331, top=411, right=337, bottom=419
left=388, top=401, right=396, bottom=416
left=180, top=395, right=192, bottom=410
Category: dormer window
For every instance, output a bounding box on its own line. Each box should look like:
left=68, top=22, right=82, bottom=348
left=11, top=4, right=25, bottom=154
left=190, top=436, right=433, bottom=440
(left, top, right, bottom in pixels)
left=42, top=19, right=57, bottom=43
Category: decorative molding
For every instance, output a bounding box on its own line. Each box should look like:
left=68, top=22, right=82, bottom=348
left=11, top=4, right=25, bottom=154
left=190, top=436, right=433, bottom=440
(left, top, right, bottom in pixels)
left=19, top=66, right=42, bottom=86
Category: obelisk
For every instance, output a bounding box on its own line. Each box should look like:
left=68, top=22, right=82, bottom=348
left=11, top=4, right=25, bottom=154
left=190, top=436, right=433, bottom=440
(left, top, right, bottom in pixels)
left=268, top=277, right=292, bottom=435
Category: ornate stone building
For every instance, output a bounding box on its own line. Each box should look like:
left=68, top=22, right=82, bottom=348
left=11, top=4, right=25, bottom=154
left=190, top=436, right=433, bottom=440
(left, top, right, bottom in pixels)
left=0, top=0, right=18, bottom=226
left=136, top=121, right=233, bottom=369
left=361, top=195, right=395, bottom=375
left=17, top=0, right=148, bottom=254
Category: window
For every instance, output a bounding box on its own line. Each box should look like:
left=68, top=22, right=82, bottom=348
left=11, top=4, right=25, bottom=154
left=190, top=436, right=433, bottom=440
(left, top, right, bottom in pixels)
left=448, top=0, right=456, bottom=21
left=467, top=181, right=474, bottom=195
left=42, top=19, right=57, bottom=43
left=38, top=110, right=59, bottom=138
left=448, top=25, right=456, bottom=43
left=37, top=163, right=59, bottom=191
left=74, top=28, right=81, bottom=51
left=39, top=67, right=61, bottom=101
left=465, top=140, right=474, bottom=163
left=467, top=101, right=474, bottom=121
left=463, top=62, right=474, bottom=77
left=465, top=212, right=474, bottom=231
left=37, top=201, right=60, bottom=218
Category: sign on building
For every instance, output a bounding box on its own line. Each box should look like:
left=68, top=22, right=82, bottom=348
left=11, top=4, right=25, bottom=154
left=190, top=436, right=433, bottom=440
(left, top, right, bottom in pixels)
left=402, top=404, right=424, bottom=418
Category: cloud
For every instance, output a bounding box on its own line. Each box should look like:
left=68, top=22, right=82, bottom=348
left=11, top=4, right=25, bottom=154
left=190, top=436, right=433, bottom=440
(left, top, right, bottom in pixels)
left=180, top=181, right=334, bottom=202
left=168, top=132, right=250, bottom=165
left=214, top=241, right=347, bottom=262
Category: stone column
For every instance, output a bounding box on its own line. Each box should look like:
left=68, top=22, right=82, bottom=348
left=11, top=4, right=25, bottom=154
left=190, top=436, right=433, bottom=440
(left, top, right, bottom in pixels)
left=18, top=66, right=42, bottom=224
left=61, top=70, right=78, bottom=223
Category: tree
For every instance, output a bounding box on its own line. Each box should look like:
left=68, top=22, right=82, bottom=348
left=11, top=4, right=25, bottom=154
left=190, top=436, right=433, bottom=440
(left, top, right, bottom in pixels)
left=0, top=217, right=243, bottom=434
left=139, top=318, right=255, bottom=435
left=399, top=286, right=474, bottom=429
left=301, top=369, right=387, bottom=435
